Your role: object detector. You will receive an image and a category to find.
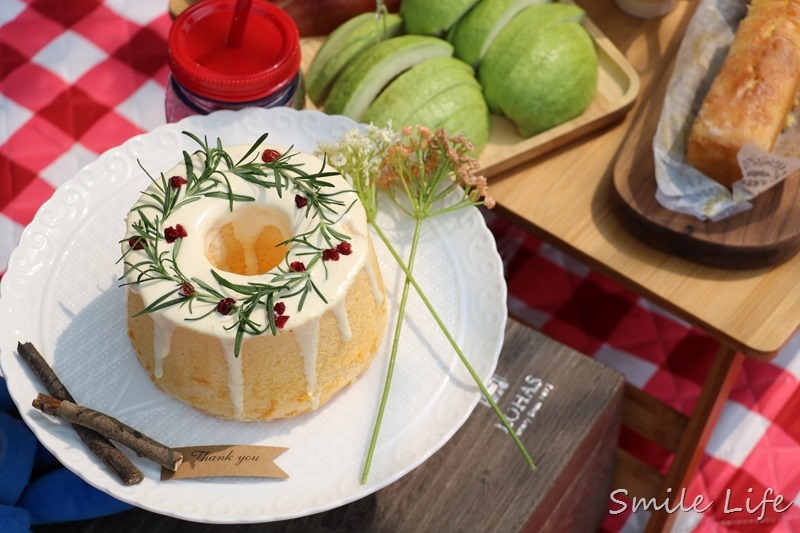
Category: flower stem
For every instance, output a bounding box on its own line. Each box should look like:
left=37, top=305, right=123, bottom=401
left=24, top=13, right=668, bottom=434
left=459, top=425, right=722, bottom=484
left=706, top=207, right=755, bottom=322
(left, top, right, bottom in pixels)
left=370, top=222, right=536, bottom=472
left=361, top=219, right=422, bottom=483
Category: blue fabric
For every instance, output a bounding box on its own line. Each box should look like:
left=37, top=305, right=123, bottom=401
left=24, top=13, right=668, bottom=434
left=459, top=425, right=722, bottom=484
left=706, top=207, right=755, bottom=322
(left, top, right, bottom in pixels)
left=0, top=377, right=132, bottom=530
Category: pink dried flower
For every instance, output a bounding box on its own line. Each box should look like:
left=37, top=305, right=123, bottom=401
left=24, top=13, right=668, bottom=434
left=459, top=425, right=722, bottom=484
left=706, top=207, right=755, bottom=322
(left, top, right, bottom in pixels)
left=379, top=125, right=493, bottom=212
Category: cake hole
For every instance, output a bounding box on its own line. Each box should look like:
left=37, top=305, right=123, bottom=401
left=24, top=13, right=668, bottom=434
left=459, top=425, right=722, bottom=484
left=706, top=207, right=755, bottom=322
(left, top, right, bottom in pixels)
left=206, top=205, right=291, bottom=276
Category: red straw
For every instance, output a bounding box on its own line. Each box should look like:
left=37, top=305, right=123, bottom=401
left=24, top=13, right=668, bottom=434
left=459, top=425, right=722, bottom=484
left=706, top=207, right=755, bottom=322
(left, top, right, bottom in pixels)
left=226, top=0, right=253, bottom=47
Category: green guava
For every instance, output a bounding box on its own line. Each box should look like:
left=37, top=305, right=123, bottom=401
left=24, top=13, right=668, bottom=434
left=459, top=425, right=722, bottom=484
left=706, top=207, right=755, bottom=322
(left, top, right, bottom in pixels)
left=363, top=56, right=479, bottom=127
left=401, top=0, right=481, bottom=36
left=479, top=4, right=597, bottom=137
left=306, top=13, right=404, bottom=106
left=324, top=35, right=453, bottom=120
left=448, top=0, right=550, bottom=68
left=362, top=56, right=489, bottom=153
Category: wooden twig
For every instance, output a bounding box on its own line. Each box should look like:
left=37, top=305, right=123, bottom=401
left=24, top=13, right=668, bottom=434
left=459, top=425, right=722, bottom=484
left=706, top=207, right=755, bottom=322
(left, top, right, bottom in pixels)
left=17, top=341, right=144, bottom=484
left=33, top=393, right=183, bottom=472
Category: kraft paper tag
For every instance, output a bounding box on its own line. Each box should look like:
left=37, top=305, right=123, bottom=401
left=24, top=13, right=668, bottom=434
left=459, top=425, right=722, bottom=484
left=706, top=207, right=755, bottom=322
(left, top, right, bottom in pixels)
left=161, top=445, right=289, bottom=480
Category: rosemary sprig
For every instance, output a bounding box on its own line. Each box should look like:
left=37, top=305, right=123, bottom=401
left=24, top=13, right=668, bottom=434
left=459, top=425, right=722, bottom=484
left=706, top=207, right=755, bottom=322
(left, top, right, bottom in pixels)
left=118, top=132, right=353, bottom=356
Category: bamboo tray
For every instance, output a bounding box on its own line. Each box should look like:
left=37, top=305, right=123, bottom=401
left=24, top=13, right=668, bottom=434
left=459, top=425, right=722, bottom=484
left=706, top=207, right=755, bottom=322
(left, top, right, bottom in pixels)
left=300, top=8, right=640, bottom=177
left=170, top=0, right=640, bottom=178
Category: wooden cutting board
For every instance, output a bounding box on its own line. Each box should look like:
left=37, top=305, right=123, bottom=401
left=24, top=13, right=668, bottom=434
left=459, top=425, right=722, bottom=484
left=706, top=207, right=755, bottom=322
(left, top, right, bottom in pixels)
left=610, top=56, right=800, bottom=270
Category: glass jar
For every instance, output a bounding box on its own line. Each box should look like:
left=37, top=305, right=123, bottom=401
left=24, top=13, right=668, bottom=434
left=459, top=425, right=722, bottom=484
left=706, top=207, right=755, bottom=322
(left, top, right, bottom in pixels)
left=165, top=0, right=304, bottom=122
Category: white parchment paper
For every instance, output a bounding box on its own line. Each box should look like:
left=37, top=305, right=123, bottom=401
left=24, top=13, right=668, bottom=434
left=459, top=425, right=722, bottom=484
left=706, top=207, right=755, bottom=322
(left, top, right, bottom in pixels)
left=653, top=0, right=800, bottom=220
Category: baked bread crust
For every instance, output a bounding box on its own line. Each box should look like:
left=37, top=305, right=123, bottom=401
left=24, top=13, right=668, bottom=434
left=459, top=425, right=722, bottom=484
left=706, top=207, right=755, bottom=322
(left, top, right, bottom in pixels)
left=686, top=0, right=800, bottom=189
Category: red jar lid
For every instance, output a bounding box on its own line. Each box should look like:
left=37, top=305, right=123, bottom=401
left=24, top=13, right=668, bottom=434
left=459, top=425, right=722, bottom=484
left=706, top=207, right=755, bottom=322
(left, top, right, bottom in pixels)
left=168, top=0, right=301, bottom=102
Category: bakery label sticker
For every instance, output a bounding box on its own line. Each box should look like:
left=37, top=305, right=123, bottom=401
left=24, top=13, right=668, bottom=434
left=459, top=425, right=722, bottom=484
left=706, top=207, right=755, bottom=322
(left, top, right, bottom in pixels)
left=161, top=445, right=288, bottom=480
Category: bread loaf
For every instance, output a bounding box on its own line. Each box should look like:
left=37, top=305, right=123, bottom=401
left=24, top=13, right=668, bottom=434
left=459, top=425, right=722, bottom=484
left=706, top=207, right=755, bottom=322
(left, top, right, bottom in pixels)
left=685, top=0, right=800, bottom=189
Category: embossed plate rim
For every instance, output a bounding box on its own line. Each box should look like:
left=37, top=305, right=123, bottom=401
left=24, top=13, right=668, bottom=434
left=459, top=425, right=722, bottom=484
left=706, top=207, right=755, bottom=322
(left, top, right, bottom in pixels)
left=0, top=108, right=507, bottom=524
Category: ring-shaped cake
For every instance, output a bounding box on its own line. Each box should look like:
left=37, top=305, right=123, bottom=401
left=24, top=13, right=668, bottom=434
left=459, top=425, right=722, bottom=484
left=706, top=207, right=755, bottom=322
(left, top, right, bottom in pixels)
left=120, top=134, right=387, bottom=421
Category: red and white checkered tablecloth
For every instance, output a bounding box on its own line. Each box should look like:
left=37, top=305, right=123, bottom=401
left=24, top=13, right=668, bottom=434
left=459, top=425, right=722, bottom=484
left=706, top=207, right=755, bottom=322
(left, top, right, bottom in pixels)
left=3, top=1, right=800, bottom=531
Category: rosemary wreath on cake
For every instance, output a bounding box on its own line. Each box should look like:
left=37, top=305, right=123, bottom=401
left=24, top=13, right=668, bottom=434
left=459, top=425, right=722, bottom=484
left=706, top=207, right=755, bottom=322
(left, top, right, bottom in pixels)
left=118, top=131, right=356, bottom=357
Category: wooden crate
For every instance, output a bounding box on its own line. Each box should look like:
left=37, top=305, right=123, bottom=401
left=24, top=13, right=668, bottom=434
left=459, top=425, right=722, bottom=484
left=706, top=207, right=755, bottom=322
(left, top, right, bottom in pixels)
left=363, top=319, right=626, bottom=532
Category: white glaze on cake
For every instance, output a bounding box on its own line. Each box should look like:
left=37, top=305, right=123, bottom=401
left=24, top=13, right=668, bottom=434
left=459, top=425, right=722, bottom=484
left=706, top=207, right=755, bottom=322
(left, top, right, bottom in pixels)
left=122, top=141, right=386, bottom=420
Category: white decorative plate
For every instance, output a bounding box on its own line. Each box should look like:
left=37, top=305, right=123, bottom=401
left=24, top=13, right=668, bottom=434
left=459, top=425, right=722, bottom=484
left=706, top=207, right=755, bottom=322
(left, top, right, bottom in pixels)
left=0, top=108, right=507, bottom=523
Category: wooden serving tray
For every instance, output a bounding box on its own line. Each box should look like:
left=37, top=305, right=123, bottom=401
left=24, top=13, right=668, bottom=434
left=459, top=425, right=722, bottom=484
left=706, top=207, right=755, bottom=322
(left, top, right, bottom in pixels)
left=300, top=2, right=640, bottom=177
left=610, top=56, right=800, bottom=269
left=172, top=0, right=639, bottom=178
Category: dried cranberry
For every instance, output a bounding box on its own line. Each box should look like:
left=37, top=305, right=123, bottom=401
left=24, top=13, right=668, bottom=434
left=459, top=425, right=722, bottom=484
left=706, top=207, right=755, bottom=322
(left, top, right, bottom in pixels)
left=322, top=248, right=340, bottom=261
left=180, top=281, right=195, bottom=297
left=128, top=236, right=146, bottom=250
left=290, top=261, right=306, bottom=272
left=336, top=241, right=352, bottom=255
left=295, top=195, right=308, bottom=208
left=216, top=298, right=236, bottom=315
left=274, top=301, right=286, bottom=316
left=169, top=176, right=187, bottom=189
left=275, top=314, right=290, bottom=329
left=164, top=224, right=188, bottom=243
left=261, top=149, right=281, bottom=163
